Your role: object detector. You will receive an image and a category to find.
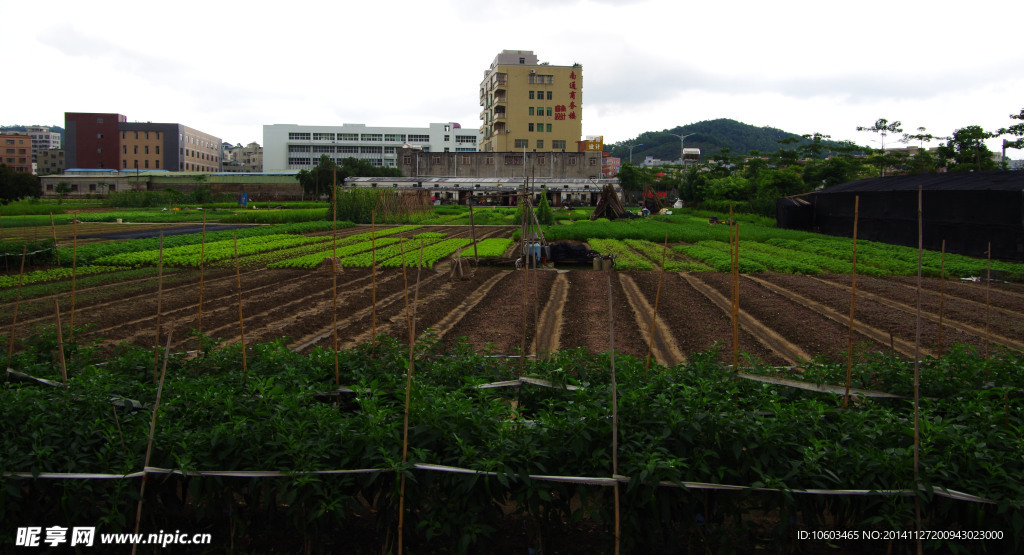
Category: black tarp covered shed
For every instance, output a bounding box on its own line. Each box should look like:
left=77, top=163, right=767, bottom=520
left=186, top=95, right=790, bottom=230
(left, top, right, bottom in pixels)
left=776, top=172, right=1024, bottom=261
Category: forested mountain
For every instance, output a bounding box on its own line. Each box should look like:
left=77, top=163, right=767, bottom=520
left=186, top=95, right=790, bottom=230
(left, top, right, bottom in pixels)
left=607, top=119, right=850, bottom=162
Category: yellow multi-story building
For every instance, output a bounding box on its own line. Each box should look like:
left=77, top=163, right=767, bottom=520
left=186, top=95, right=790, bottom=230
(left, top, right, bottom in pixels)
left=479, top=50, right=582, bottom=153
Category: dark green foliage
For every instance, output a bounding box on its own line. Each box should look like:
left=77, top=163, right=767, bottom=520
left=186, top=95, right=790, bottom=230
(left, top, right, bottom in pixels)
left=1, top=328, right=1021, bottom=553
left=0, top=164, right=42, bottom=205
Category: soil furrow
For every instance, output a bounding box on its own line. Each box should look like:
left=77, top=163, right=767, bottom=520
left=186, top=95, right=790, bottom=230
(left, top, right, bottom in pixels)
left=617, top=273, right=685, bottom=367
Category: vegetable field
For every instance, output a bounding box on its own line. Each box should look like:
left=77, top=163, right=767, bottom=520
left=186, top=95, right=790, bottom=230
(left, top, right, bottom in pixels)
left=2, top=219, right=1024, bottom=553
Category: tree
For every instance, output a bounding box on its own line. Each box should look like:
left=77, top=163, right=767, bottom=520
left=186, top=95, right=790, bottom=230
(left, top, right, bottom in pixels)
left=296, top=155, right=339, bottom=199
left=999, top=108, right=1024, bottom=150
left=54, top=181, right=72, bottom=204
left=535, top=192, right=554, bottom=225
left=937, top=125, right=997, bottom=171
left=0, top=165, right=42, bottom=205
left=857, top=118, right=903, bottom=176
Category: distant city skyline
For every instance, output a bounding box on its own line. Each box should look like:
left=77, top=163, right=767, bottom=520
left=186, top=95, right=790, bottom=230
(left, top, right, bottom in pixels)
left=2, top=0, right=1021, bottom=155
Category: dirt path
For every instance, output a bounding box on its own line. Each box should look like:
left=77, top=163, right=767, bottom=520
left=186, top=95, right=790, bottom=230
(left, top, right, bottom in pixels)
left=617, top=273, right=685, bottom=367
left=534, top=271, right=568, bottom=356
left=744, top=275, right=924, bottom=358
left=682, top=273, right=813, bottom=365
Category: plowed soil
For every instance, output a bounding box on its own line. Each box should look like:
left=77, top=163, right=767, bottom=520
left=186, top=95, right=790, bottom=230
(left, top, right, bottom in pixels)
left=3, top=225, right=1023, bottom=366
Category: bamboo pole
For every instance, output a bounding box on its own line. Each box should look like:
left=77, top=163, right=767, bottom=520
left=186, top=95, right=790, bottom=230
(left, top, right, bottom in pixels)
left=844, top=196, right=860, bottom=409
left=234, top=233, right=248, bottom=386
left=332, top=174, right=339, bottom=385
left=397, top=239, right=418, bottom=555
left=69, top=216, right=78, bottom=340
left=371, top=211, right=377, bottom=349
left=607, top=261, right=621, bottom=555
left=644, top=232, right=669, bottom=373
left=937, top=240, right=946, bottom=355
left=151, top=234, right=165, bottom=384
left=5, top=246, right=27, bottom=375
left=197, top=211, right=207, bottom=337
left=48, top=213, right=60, bottom=267
left=469, top=202, right=479, bottom=265
left=53, top=298, right=68, bottom=384
left=519, top=193, right=529, bottom=377
left=913, top=186, right=923, bottom=554
left=985, top=241, right=992, bottom=359
left=730, top=207, right=740, bottom=370
left=131, top=331, right=173, bottom=555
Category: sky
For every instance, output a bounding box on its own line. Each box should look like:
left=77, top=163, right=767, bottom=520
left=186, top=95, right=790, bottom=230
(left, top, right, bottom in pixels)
left=3, top=0, right=1022, bottom=155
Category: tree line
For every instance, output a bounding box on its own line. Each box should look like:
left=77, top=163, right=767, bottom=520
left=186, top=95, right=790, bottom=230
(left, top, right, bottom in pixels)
left=614, top=108, right=1024, bottom=217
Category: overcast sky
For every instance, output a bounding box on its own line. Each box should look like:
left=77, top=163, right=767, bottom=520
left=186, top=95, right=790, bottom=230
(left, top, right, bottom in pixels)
left=3, top=0, right=1022, bottom=155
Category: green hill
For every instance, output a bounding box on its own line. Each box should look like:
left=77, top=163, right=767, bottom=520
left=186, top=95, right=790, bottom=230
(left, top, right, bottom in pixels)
left=608, top=118, right=847, bottom=162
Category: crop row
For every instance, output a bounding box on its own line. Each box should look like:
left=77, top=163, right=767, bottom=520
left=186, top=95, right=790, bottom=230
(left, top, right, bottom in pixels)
left=623, top=239, right=710, bottom=272
left=57, top=221, right=350, bottom=265
left=0, top=265, right=130, bottom=289
left=337, top=237, right=445, bottom=268
left=267, top=238, right=402, bottom=269
left=586, top=238, right=653, bottom=270
left=470, top=237, right=514, bottom=258
left=93, top=234, right=332, bottom=267
left=378, top=238, right=473, bottom=268
left=1, top=333, right=1020, bottom=552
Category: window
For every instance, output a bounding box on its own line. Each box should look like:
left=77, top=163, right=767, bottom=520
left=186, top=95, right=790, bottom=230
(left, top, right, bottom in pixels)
left=444, top=135, right=450, bottom=141
left=313, top=145, right=334, bottom=153
left=288, top=145, right=311, bottom=153
left=144, top=146, right=149, bottom=154
left=384, top=146, right=396, bottom=154
left=536, top=140, right=544, bottom=149
left=546, top=107, right=552, bottom=117
left=156, top=146, right=160, bottom=154
left=156, top=132, right=160, bottom=140
left=553, top=140, right=566, bottom=150
left=96, top=117, right=103, bottom=124
left=145, top=160, right=150, bottom=169
left=288, top=132, right=311, bottom=140
left=385, top=134, right=405, bottom=142
left=313, top=132, right=335, bottom=140
left=97, top=133, right=103, bottom=139
left=528, top=123, right=534, bottom=132
left=589, top=158, right=597, bottom=166
left=504, top=155, right=523, bottom=165
left=546, top=91, right=552, bottom=100
left=361, top=134, right=383, bottom=141
left=360, top=146, right=382, bottom=154
left=408, top=134, right=430, bottom=143
left=461, top=155, right=471, bottom=165
left=432, top=155, right=441, bottom=164
left=403, top=156, right=412, bottom=165
left=145, top=131, right=150, bottom=139
left=122, top=160, right=127, bottom=169
left=339, top=146, right=359, bottom=153
left=528, top=107, right=534, bottom=116
left=569, top=157, right=577, bottom=165
left=529, top=91, right=535, bottom=100
left=456, top=135, right=476, bottom=144
left=546, top=124, right=552, bottom=132
left=514, top=139, right=528, bottom=148
left=486, top=156, right=494, bottom=165
left=156, top=160, right=160, bottom=169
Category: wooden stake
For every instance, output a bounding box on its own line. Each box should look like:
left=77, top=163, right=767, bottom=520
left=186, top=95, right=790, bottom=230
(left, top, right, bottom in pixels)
left=48, top=213, right=60, bottom=267
left=234, top=233, right=248, bottom=386
left=69, top=216, right=78, bottom=340
left=644, top=232, right=669, bottom=373
left=607, top=262, right=620, bottom=555
left=730, top=207, right=740, bottom=370
left=197, top=211, right=207, bottom=337
left=53, top=298, right=68, bottom=384
left=151, top=234, right=165, bottom=385
left=844, top=196, right=860, bottom=409
left=5, top=246, right=27, bottom=374
left=985, top=241, right=992, bottom=359
left=469, top=202, right=479, bottom=265
left=132, top=331, right=173, bottom=555
left=371, top=211, right=377, bottom=349
left=397, top=239, right=418, bottom=555
left=937, top=240, right=946, bottom=355
left=913, top=186, right=923, bottom=553
left=332, top=173, right=339, bottom=385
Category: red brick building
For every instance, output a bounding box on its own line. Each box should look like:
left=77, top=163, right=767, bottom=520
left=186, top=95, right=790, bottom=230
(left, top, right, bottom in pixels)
left=65, top=113, right=126, bottom=169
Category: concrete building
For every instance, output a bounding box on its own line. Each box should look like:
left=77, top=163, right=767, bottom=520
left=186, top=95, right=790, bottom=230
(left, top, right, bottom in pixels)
left=119, top=122, right=221, bottom=173
left=65, top=113, right=221, bottom=172
left=65, top=113, right=126, bottom=169
left=345, top=176, right=618, bottom=207
left=25, top=126, right=62, bottom=164
left=37, top=149, right=65, bottom=175
left=478, top=50, right=583, bottom=153
left=395, top=147, right=602, bottom=180
left=223, top=142, right=263, bottom=173
left=263, top=122, right=478, bottom=172
left=1, top=133, right=33, bottom=173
